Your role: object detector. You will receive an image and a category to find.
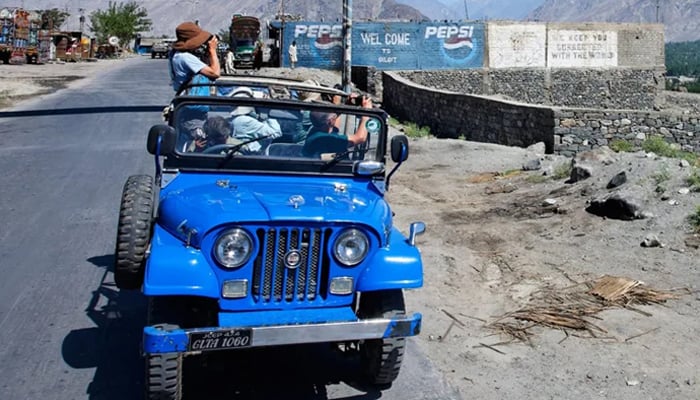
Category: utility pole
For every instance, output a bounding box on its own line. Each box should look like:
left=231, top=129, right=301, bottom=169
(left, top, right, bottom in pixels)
left=79, top=8, right=84, bottom=33
left=655, top=0, right=660, bottom=23
left=342, top=0, right=352, bottom=93
left=464, top=0, right=469, bottom=20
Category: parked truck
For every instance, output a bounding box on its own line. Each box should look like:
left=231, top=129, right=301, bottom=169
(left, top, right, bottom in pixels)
left=229, top=14, right=261, bottom=68
left=0, top=8, right=42, bottom=64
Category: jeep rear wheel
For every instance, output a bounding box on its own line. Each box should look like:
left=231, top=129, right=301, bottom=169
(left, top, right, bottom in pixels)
left=114, top=175, right=154, bottom=289
left=146, top=297, right=183, bottom=400
left=358, top=290, right=406, bottom=387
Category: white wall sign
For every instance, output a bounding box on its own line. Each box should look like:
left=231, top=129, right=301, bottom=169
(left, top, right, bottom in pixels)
left=548, top=30, right=618, bottom=68
left=489, top=24, right=546, bottom=68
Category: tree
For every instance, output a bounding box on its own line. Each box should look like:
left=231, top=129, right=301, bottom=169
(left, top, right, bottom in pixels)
left=89, top=1, right=152, bottom=48
left=217, top=28, right=231, bottom=46
left=40, top=8, right=70, bottom=30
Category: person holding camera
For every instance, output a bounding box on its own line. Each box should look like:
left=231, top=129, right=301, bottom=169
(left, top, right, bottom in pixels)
left=170, top=21, right=220, bottom=93
left=169, top=21, right=221, bottom=151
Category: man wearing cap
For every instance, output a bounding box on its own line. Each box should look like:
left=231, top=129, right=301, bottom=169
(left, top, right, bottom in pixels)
left=230, top=87, right=282, bottom=154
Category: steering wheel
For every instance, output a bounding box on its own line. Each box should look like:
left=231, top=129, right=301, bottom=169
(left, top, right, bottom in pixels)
left=202, top=144, right=239, bottom=154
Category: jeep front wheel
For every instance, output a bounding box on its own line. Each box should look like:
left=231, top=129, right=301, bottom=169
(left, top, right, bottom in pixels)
left=358, top=289, right=406, bottom=387
left=114, top=175, right=154, bottom=289
left=146, top=297, right=183, bottom=400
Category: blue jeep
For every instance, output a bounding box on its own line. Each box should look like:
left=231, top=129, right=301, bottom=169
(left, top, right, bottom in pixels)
left=114, top=78, right=425, bottom=399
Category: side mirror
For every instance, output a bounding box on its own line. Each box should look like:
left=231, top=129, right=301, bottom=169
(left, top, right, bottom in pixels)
left=390, top=135, right=409, bottom=163
left=147, top=125, right=177, bottom=155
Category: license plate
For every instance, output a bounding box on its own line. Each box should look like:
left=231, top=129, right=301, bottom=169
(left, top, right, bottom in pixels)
left=188, top=329, right=252, bottom=351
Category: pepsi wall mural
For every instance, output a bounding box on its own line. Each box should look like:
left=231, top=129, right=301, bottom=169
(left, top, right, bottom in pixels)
left=282, top=21, right=484, bottom=70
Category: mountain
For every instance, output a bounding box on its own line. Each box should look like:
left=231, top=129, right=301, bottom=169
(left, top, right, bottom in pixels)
left=527, top=0, right=700, bottom=43
left=22, top=0, right=700, bottom=43
left=395, top=0, right=544, bottom=20
left=22, top=0, right=426, bottom=37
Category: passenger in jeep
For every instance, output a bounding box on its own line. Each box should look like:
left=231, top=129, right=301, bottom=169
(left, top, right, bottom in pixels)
left=301, top=96, right=372, bottom=158
left=230, top=87, right=282, bottom=153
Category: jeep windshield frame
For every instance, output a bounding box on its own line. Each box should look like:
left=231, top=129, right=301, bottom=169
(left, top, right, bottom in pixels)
left=162, top=95, right=388, bottom=178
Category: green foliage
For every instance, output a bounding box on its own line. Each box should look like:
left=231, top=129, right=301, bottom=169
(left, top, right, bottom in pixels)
left=609, top=139, right=634, bottom=153
left=642, top=136, right=699, bottom=165
left=40, top=9, right=70, bottom=30
left=388, top=116, right=400, bottom=127
left=688, top=169, right=700, bottom=192
left=690, top=205, right=700, bottom=232
left=525, top=174, right=548, bottom=184
left=403, top=122, right=431, bottom=138
left=552, top=162, right=572, bottom=180
left=665, top=39, right=700, bottom=77
left=217, top=28, right=231, bottom=46
left=652, top=164, right=671, bottom=184
left=642, top=135, right=673, bottom=156
left=89, top=1, right=152, bottom=47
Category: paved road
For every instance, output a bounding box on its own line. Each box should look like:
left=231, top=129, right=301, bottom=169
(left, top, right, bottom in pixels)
left=0, top=57, right=459, bottom=400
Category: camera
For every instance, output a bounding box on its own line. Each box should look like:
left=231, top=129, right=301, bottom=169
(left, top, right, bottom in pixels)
left=192, top=35, right=219, bottom=64
left=346, top=94, right=364, bottom=106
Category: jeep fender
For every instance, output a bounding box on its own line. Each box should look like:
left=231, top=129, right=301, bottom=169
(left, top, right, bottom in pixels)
left=143, top=225, right=219, bottom=297
left=356, top=227, right=423, bottom=291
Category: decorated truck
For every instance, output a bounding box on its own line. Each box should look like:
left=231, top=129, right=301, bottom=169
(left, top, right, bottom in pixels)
left=0, top=8, right=28, bottom=64
left=229, top=14, right=261, bottom=68
left=0, top=8, right=43, bottom=64
left=114, top=76, right=425, bottom=398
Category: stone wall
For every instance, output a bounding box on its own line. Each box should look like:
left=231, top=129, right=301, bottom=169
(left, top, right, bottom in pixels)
left=554, top=108, right=700, bottom=156
left=383, top=72, right=556, bottom=153
left=393, top=68, right=662, bottom=110
left=382, top=71, right=700, bottom=157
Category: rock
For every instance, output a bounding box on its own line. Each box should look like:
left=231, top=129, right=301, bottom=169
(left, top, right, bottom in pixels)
left=543, top=198, right=558, bottom=206
left=522, top=159, right=542, bottom=171
left=526, top=142, right=546, bottom=154
left=680, top=159, right=691, bottom=168
left=669, top=199, right=680, bottom=206
left=679, top=188, right=691, bottom=195
left=606, top=171, right=627, bottom=189
left=685, top=235, right=700, bottom=249
left=575, top=146, right=618, bottom=165
left=586, top=192, right=646, bottom=220
left=641, top=234, right=663, bottom=248
left=569, top=165, right=593, bottom=183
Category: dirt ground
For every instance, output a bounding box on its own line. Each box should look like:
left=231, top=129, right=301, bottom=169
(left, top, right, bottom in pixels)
left=2, top=58, right=700, bottom=399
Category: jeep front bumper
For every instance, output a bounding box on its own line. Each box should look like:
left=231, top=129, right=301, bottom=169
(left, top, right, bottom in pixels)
left=143, top=313, right=422, bottom=354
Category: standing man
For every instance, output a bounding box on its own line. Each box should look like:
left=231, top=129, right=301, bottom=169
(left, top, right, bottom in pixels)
left=253, top=41, right=263, bottom=70
left=169, top=21, right=221, bottom=150
left=224, top=47, right=235, bottom=74
left=288, top=40, right=297, bottom=69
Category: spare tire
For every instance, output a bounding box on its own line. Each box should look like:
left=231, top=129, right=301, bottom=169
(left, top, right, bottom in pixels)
left=114, top=175, right=154, bottom=290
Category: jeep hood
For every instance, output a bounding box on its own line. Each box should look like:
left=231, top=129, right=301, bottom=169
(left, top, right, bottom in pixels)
left=158, top=177, right=390, bottom=244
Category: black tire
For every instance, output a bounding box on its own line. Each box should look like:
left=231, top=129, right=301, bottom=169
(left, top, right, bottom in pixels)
left=146, top=297, right=183, bottom=400
left=114, top=175, right=154, bottom=290
left=151, top=53, right=156, bottom=59
left=358, top=290, right=406, bottom=387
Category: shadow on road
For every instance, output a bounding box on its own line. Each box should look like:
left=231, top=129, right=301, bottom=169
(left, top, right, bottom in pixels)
left=61, top=254, right=385, bottom=400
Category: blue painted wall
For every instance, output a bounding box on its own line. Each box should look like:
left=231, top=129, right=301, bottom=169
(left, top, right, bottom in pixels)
left=281, top=21, right=484, bottom=70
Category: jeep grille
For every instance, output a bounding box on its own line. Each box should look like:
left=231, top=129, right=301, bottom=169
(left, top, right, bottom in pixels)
left=252, top=227, right=332, bottom=303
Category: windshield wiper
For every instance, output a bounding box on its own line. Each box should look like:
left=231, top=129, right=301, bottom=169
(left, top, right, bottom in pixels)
left=217, top=134, right=273, bottom=168
left=320, top=148, right=354, bottom=171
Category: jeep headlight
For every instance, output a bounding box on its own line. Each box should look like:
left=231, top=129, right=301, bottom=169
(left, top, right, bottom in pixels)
left=333, top=229, right=369, bottom=266
left=214, top=228, right=253, bottom=268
